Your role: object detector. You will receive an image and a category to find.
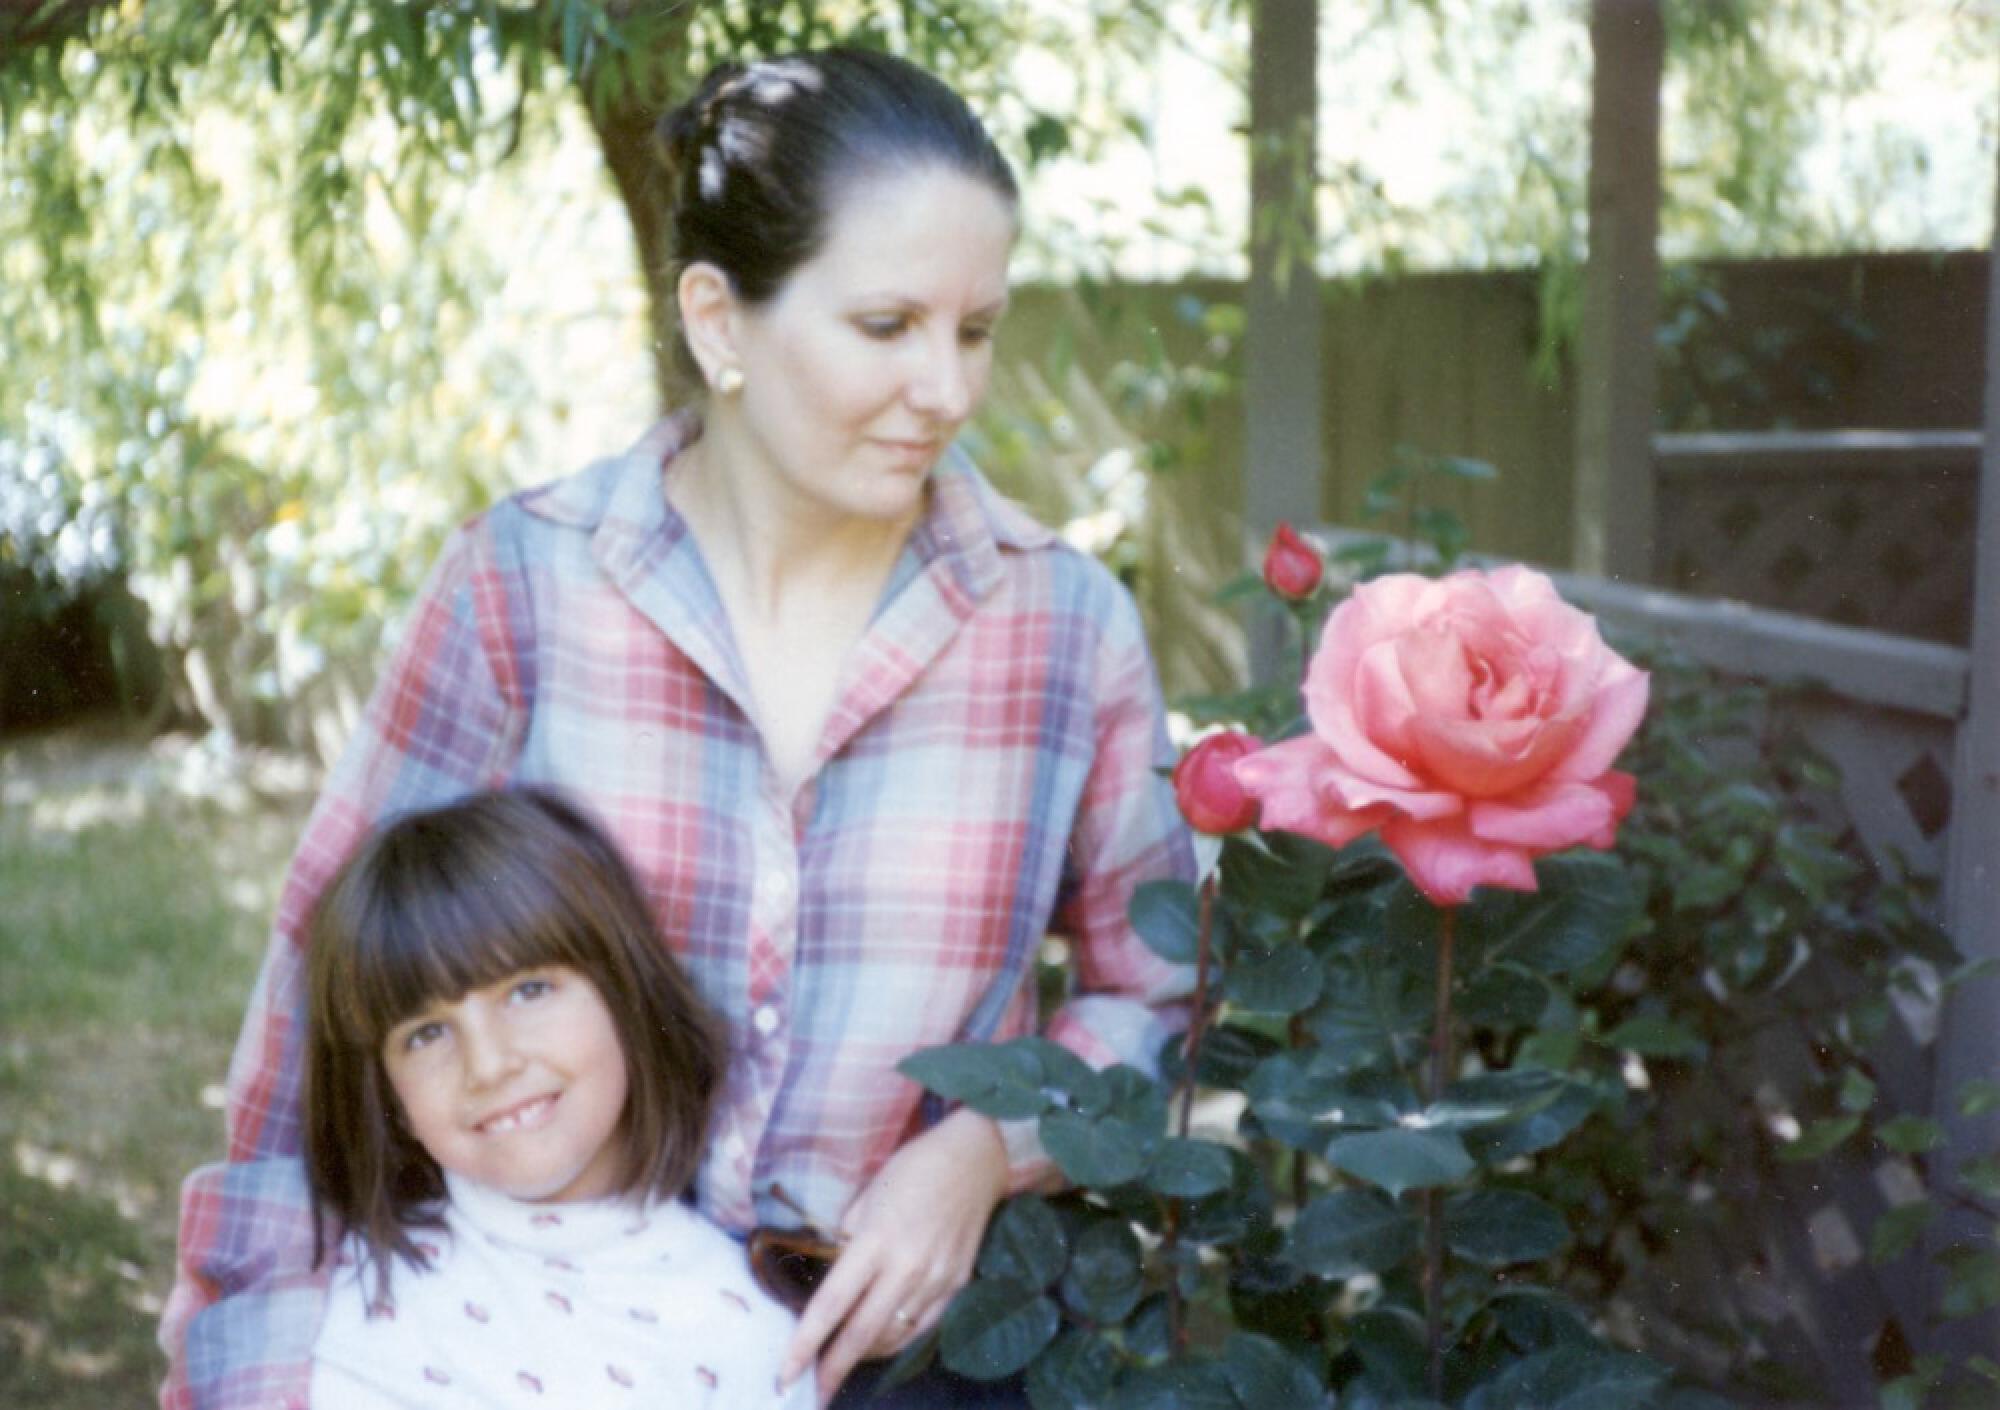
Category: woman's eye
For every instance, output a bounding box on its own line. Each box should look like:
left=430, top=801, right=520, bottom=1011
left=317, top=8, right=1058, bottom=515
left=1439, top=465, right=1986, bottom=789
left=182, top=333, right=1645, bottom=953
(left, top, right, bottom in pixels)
left=960, top=324, right=995, bottom=347
left=857, top=316, right=908, bottom=340
left=511, top=976, right=554, bottom=1003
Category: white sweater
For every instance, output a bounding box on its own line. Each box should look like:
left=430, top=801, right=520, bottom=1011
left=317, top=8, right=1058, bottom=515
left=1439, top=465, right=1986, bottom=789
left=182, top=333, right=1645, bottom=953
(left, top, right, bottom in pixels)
left=311, top=1175, right=814, bottom=1409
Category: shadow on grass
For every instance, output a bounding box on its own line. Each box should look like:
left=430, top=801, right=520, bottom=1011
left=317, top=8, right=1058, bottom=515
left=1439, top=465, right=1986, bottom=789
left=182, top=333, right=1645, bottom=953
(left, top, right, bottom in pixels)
left=2, top=1163, right=162, bottom=1409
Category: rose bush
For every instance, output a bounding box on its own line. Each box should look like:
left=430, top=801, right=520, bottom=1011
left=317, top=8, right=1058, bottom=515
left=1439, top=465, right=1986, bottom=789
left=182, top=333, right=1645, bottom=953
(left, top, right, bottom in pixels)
left=894, top=525, right=1692, bottom=1409
left=1236, top=566, right=1648, bottom=904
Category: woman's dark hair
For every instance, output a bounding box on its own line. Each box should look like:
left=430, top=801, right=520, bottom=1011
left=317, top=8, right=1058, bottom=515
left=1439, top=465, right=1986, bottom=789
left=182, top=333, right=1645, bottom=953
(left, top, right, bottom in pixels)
left=658, top=46, right=1018, bottom=305
left=302, top=786, right=726, bottom=1297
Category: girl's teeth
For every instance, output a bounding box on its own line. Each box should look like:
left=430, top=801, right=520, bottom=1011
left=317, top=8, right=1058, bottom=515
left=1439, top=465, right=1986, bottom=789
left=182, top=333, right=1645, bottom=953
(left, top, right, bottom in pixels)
left=487, top=1096, right=552, bottom=1132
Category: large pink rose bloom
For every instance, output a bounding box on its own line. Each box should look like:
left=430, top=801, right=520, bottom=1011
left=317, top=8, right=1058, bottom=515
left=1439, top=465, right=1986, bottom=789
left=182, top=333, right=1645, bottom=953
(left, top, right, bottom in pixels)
left=1235, top=566, right=1649, bottom=905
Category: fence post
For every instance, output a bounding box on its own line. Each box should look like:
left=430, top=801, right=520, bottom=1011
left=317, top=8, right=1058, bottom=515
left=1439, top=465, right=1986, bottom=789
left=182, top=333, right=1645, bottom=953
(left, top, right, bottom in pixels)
left=1934, top=131, right=2000, bottom=1364
left=1571, top=0, right=1661, bottom=583
left=1244, top=0, right=1323, bottom=679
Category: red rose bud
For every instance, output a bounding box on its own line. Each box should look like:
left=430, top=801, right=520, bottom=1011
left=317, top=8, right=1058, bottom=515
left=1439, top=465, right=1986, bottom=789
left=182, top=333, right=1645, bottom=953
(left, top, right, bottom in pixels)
left=1172, top=730, right=1262, bottom=835
left=1262, top=522, right=1324, bottom=601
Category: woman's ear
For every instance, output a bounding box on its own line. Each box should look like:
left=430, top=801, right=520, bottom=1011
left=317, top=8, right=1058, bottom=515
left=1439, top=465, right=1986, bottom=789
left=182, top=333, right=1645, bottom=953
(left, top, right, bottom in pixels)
left=677, top=262, right=743, bottom=394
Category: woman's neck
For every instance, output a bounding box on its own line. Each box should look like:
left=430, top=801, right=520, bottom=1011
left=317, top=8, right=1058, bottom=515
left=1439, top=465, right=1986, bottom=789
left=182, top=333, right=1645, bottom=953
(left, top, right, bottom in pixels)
left=668, top=424, right=920, bottom=628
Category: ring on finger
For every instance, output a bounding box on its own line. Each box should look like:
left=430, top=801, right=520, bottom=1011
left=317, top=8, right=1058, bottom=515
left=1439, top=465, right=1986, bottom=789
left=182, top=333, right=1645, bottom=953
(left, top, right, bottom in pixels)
left=893, top=1307, right=916, bottom=1327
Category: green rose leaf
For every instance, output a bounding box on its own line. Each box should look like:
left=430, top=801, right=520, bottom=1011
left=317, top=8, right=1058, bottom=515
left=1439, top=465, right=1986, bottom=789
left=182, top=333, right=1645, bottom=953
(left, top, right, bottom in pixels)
left=1425, top=1068, right=1568, bottom=1131
left=1776, top=1114, right=1861, bottom=1162
left=976, top=1195, right=1068, bottom=1290
left=1460, top=963, right=1551, bottom=1029
left=1220, top=1332, right=1326, bottom=1408
left=1868, top=1200, right=1935, bottom=1265
left=1346, top=1307, right=1427, bottom=1398
left=1130, top=879, right=1206, bottom=964
left=1464, top=1079, right=1602, bottom=1164
left=1303, top=952, right=1429, bottom=1067
left=1325, top=1128, right=1474, bottom=1197
left=1060, top=1218, right=1145, bottom=1325
left=1602, top=1014, right=1706, bottom=1059
left=1476, top=854, right=1639, bottom=977
left=1040, top=1064, right=1166, bottom=1188
left=1221, top=830, right=1338, bottom=920
left=1462, top=1347, right=1670, bottom=1410
left=1019, top=1037, right=1113, bottom=1117
left=938, top=1277, right=1060, bottom=1381
left=1145, top=1137, right=1236, bottom=1199
left=1043, top=1108, right=1150, bottom=1188
left=1024, top=1328, right=1121, bottom=1409
left=1443, top=1188, right=1571, bottom=1266
left=1938, top=1245, right=2000, bottom=1319
left=1877, top=1115, right=1945, bottom=1153
left=1958, top=1078, right=2000, bottom=1117
left=899, top=1040, right=1049, bottom=1120
left=1487, top=1289, right=1595, bottom=1352
left=1287, top=1187, right=1419, bottom=1278
left=1107, top=1360, right=1239, bottom=1410
left=1223, top=944, right=1324, bottom=1016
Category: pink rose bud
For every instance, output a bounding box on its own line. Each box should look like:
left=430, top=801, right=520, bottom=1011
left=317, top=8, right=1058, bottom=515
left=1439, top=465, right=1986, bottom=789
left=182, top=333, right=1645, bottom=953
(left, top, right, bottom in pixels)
left=1172, top=730, right=1262, bottom=835
left=1262, top=523, right=1324, bottom=601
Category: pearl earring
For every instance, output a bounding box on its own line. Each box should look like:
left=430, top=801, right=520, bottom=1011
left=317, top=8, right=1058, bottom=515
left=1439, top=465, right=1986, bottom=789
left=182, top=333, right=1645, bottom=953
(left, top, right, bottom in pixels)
left=714, top=366, right=744, bottom=397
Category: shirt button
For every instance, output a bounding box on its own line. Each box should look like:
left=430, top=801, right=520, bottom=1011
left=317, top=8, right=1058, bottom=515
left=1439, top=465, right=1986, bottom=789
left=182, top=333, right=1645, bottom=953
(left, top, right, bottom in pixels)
left=752, top=1004, right=781, bottom=1038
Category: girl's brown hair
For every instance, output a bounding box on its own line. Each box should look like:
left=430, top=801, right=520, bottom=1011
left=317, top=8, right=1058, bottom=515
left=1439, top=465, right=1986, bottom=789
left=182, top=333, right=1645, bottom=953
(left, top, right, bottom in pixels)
left=302, top=786, right=725, bottom=1294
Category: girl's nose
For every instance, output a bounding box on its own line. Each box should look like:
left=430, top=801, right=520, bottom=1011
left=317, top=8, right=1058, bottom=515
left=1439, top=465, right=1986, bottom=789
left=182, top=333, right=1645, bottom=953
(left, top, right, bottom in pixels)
left=459, top=1015, right=521, bottom=1088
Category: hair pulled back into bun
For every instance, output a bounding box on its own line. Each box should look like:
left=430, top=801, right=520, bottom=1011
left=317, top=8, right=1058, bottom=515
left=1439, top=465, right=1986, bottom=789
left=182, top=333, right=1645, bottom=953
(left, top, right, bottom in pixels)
left=658, top=47, right=1016, bottom=307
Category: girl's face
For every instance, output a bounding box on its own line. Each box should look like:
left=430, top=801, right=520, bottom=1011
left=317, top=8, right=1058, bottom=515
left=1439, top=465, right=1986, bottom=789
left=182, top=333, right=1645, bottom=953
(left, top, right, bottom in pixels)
left=720, top=164, right=1016, bottom=525
left=381, top=965, right=630, bottom=1204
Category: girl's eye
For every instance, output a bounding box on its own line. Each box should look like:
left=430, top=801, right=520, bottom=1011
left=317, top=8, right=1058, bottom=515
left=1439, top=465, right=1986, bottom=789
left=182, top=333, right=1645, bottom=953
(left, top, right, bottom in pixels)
left=856, top=316, right=908, bottom=340
left=510, top=976, right=555, bottom=1004
left=402, top=1021, right=446, bottom=1052
left=960, top=324, right=995, bottom=347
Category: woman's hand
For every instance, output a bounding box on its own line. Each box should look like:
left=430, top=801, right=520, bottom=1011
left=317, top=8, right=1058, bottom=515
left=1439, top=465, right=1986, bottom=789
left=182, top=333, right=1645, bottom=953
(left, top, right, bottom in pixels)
left=780, top=1108, right=1009, bottom=1405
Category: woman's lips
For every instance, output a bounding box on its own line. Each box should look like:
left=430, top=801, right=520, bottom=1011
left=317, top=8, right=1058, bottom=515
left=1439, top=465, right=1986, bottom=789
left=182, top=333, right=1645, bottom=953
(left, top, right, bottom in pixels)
left=476, top=1092, right=558, bottom=1135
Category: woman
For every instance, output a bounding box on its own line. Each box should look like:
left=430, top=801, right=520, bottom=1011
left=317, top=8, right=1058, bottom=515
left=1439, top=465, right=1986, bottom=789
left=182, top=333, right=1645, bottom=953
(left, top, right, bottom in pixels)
left=162, top=46, right=1193, bottom=1409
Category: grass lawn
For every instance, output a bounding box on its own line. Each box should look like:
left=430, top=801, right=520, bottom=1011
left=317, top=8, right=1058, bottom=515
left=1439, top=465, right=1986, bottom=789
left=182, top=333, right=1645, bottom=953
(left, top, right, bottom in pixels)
left=1, top=720, right=313, bottom=1409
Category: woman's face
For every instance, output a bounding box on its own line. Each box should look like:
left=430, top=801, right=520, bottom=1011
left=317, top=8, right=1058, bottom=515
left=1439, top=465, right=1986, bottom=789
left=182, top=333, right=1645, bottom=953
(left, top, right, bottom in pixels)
left=722, top=164, right=1017, bottom=525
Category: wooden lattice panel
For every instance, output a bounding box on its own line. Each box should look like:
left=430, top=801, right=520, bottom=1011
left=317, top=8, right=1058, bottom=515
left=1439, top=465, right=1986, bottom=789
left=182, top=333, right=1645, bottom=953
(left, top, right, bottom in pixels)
left=1654, top=432, right=1982, bottom=646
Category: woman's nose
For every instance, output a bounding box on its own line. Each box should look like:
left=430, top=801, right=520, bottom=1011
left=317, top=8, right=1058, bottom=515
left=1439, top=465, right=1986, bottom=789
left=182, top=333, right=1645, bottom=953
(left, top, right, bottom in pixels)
left=907, top=342, right=974, bottom=421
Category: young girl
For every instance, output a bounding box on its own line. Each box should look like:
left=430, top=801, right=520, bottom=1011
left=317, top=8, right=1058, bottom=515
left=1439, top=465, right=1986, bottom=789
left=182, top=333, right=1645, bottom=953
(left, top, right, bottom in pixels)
left=302, top=787, right=815, bottom=1408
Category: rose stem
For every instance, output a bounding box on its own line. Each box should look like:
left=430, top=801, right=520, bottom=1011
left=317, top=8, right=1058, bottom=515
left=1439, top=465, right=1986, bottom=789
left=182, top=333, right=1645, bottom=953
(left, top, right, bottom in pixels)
left=1167, top=872, right=1218, bottom=1354
left=1424, top=905, right=1458, bottom=1401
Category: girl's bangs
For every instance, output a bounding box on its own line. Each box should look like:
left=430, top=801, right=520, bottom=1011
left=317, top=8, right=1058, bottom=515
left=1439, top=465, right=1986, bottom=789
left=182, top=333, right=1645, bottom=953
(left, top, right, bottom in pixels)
left=339, top=864, right=595, bottom=1044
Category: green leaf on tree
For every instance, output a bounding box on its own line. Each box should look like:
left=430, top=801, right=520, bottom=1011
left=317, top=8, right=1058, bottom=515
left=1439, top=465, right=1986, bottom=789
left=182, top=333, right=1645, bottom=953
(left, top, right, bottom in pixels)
left=1958, top=1079, right=2000, bottom=1117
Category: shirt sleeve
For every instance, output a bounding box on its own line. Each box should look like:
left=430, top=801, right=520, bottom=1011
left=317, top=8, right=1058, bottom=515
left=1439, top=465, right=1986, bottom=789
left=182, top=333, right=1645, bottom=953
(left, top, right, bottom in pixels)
left=159, top=524, right=524, bottom=1409
left=1004, top=581, right=1197, bottom=1188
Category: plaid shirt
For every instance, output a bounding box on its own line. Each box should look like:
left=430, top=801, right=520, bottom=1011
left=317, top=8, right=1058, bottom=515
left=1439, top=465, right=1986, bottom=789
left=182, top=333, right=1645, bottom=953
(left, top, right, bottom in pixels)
left=160, top=416, right=1195, bottom=1408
